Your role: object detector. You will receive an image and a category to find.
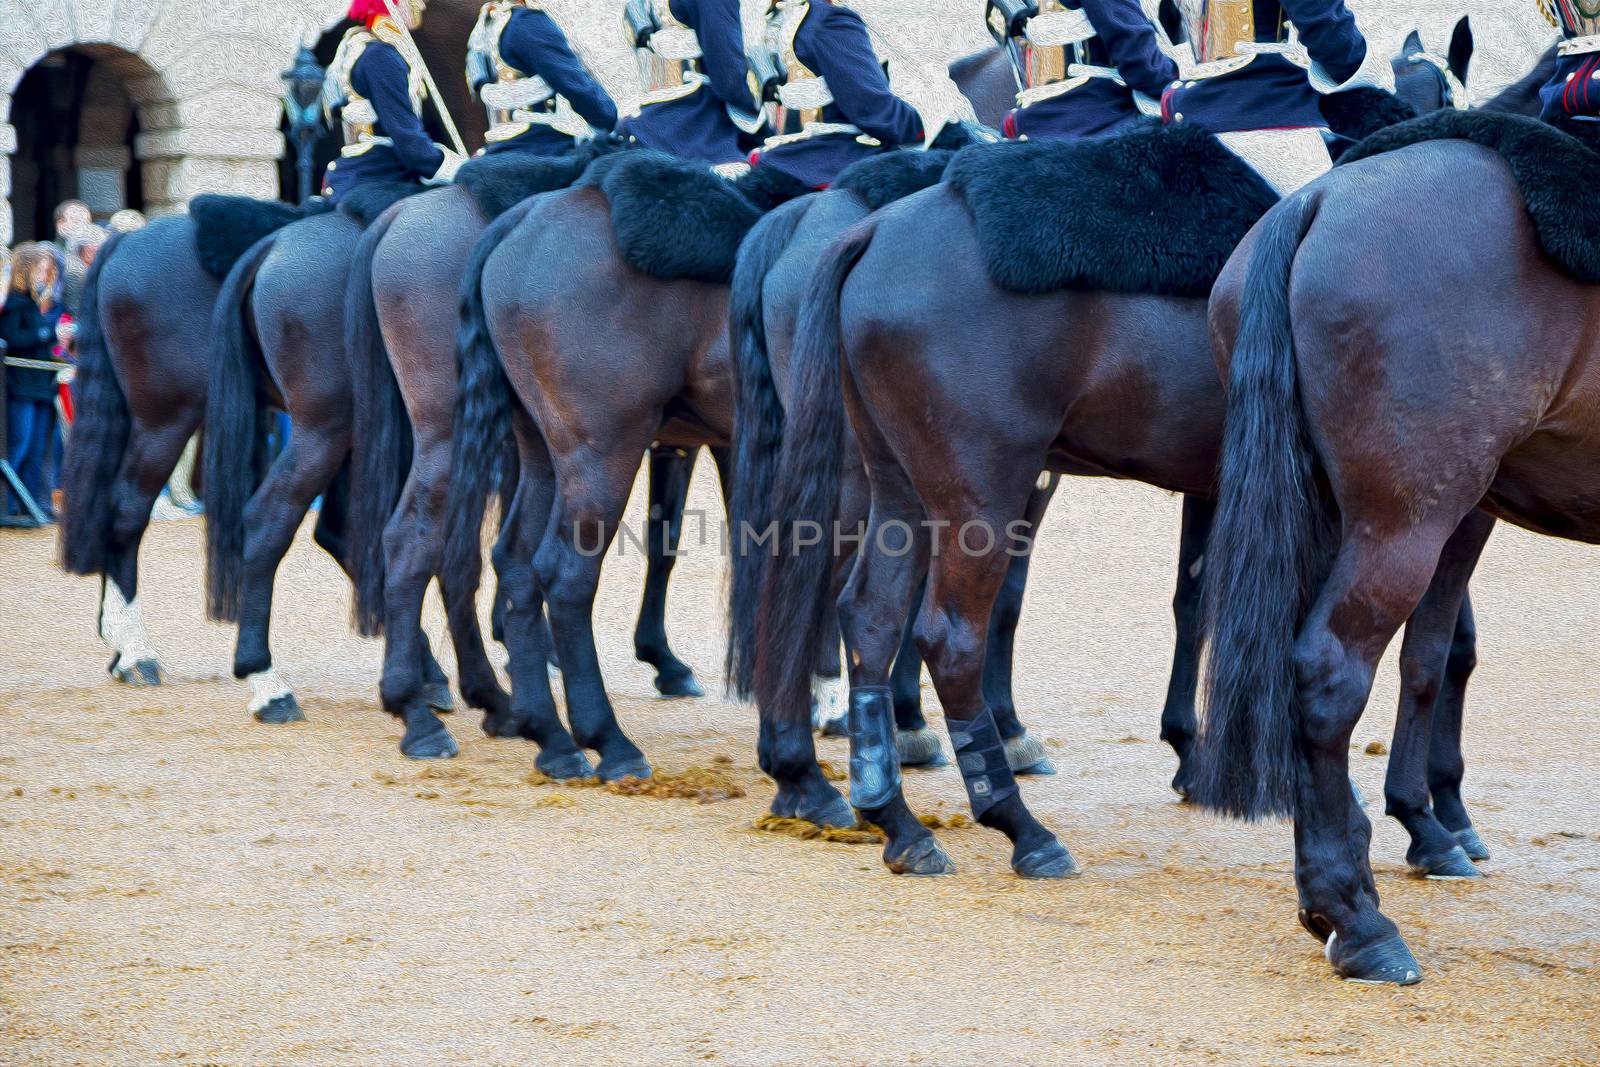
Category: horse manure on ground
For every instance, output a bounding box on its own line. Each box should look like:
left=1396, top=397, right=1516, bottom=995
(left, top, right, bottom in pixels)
left=752, top=812, right=971, bottom=845
left=603, top=769, right=745, bottom=804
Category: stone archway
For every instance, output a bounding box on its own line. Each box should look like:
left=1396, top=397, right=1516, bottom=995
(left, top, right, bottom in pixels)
left=0, top=0, right=320, bottom=245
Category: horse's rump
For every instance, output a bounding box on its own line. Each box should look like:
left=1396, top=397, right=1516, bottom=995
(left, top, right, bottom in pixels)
left=1344, top=109, right=1600, bottom=283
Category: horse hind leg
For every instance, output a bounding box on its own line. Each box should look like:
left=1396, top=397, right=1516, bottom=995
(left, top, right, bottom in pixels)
left=230, top=425, right=350, bottom=729
left=1162, top=493, right=1215, bottom=798
left=1428, top=592, right=1489, bottom=861
left=834, top=456, right=952, bottom=872
left=915, top=496, right=1076, bottom=880
left=1290, top=525, right=1469, bottom=985
left=1382, top=509, right=1494, bottom=879
left=633, top=444, right=703, bottom=698
left=488, top=417, right=590, bottom=777
left=101, top=416, right=201, bottom=686
left=535, top=440, right=652, bottom=781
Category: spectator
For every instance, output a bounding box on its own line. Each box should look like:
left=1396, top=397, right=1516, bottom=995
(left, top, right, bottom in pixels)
left=108, top=209, right=147, bottom=234
left=54, top=200, right=92, bottom=243
left=62, top=225, right=106, bottom=320
left=3, top=244, right=66, bottom=522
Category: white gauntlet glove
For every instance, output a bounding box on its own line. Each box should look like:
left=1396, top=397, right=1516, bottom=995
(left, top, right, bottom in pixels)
left=1310, top=40, right=1396, bottom=95
left=427, top=147, right=467, bottom=184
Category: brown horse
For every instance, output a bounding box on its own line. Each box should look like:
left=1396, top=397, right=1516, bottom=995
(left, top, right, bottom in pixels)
left=1196, top=116, right=1594, bottom=985
left=345, top=147, right=726, bottom=763
left=748, top=40, right=1523, bottom=879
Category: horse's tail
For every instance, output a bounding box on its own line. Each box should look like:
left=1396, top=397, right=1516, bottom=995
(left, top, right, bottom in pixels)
left=1193, top=192, right=1331, bottom=820
left=725, top=197, right=811, bottom=699
left=202, top=233, right=275, bottom=622
left=753, top=221, right=875, bottom=726
left=345, top=206, right=411, bottom=637
left=58, top=231, right=126, bottom=577
left=442, top=201, right=530, bottom=604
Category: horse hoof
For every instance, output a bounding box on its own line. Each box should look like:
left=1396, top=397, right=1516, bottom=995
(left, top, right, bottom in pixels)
left=1454, top=826, right=1491, bottom=862
left=1349, top=777, right=1369, bottom=809
left=1004, top=733, right=1052, bottom=774
left=597, top=755, right=652, bottom=782
left=1016, top=758, right=1057, bottom=777
left=253, top=694, right=305, bottom=725
left=401, top=722, right=458, bottom=760
left=1170, top=766, right=1195, bottom=800
left=1012, top=839, right=1079, bottom=879
left=481, top=710, right=529, bottom=740
left=770, top=783, right=855, bottom=829
left=896, top=728, right=948, bottom=768
left=1328, top=931, right=1424, bottom=986
left=536, top=749, right=595, bottom=781
left=1412, top=845, right=1483, bottom=881
left=112, top=657, right=163, bottom=687
left=422, top=681, right=456, bottom=714
left=653, top=672, right=704, bottom=700
left=886, top=835, right=956, bottom=876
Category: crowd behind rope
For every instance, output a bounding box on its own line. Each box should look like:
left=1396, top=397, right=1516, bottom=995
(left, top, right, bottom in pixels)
left=1, top=200, right=145, bottom=525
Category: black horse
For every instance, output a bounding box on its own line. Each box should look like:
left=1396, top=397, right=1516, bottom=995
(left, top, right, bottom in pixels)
left=1197, top=53, right=1584, bottom=986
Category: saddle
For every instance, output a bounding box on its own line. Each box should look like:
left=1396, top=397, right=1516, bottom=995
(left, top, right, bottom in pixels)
left=945, top=87, right=1417, bottom=299
left=946, top=122, right=1278, bottom=298
left=576, top=152, right=819, bottom=285
left=455, top=143, right=617, bottom=220
left=1342, top=109, right=1600, bottom=284
left=189, top=195, right=317, bottom=281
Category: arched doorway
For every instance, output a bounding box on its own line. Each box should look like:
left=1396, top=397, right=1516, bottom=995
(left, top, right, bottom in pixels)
left=6, top=46, right=166, bottom=241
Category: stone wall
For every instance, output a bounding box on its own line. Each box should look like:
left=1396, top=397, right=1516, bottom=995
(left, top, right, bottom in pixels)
left=0, top=0, right=1564, bottom=243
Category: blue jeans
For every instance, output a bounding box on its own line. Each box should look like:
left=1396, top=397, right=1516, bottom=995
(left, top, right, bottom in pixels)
left=5, top=399, right=54, bottom=516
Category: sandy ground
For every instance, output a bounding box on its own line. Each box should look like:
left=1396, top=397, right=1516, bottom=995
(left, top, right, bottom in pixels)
left=2, top=471, right=1598, bottom=1065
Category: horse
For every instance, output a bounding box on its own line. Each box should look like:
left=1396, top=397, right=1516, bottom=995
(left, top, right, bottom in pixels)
left=749, top=40, right=1539, bottom=879
left=1195, top=62, right=1588, bottom=988
left=57, top=221, right=214, bottom=687
left=343, top=147, right=726, bottom=758
left=52, top=0, right=488, bottom=692
left=727, top=157, right=1072, bottom=782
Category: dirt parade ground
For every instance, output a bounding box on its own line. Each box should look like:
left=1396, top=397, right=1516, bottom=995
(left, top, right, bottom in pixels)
left=2, top=470, right=1598, bottom=1064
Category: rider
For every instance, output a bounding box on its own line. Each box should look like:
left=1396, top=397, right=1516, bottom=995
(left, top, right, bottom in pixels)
left=1539, top=1, right=1600, bottom=125
left=468, top=0, right=620, bottom=155
left=618, top=0, right=768, bottom=165
left=322, top=0, right=465, bottom=200
left=746, top=1, right=926, bottom=189
left=1159, top=0, right=1393, bottom=193
left=994, top=0, right=1178, bottom=142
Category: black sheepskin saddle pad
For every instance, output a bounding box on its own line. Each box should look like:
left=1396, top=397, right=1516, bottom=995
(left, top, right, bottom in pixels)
left=336, top=180, right=427, bottom=228
left=1342, top=109, right=1600, bottom=284
left=455, top=144, right=613, bottom=220
left=189, top=195, right=308, bottom=280
left=945, top=122, right=1278, bottom=297
left=833, top=149, right=953, bottom=210
left=577, top=151, right=766, bottom=285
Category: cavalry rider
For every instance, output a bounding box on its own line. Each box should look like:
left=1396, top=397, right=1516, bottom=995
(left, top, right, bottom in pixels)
left=619, top=0, right=768, bottom=165
left=993, top=0, right=1178, bottom=142
left=1539, top=1, right=1600, bottom=126
left=746, top=0, right=926, bottom=189
left=323, top=0, right=465, bottom=200
left=468, top=0, right=620, bottom=155
left=1159, top=0, right=1393, bottom=193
